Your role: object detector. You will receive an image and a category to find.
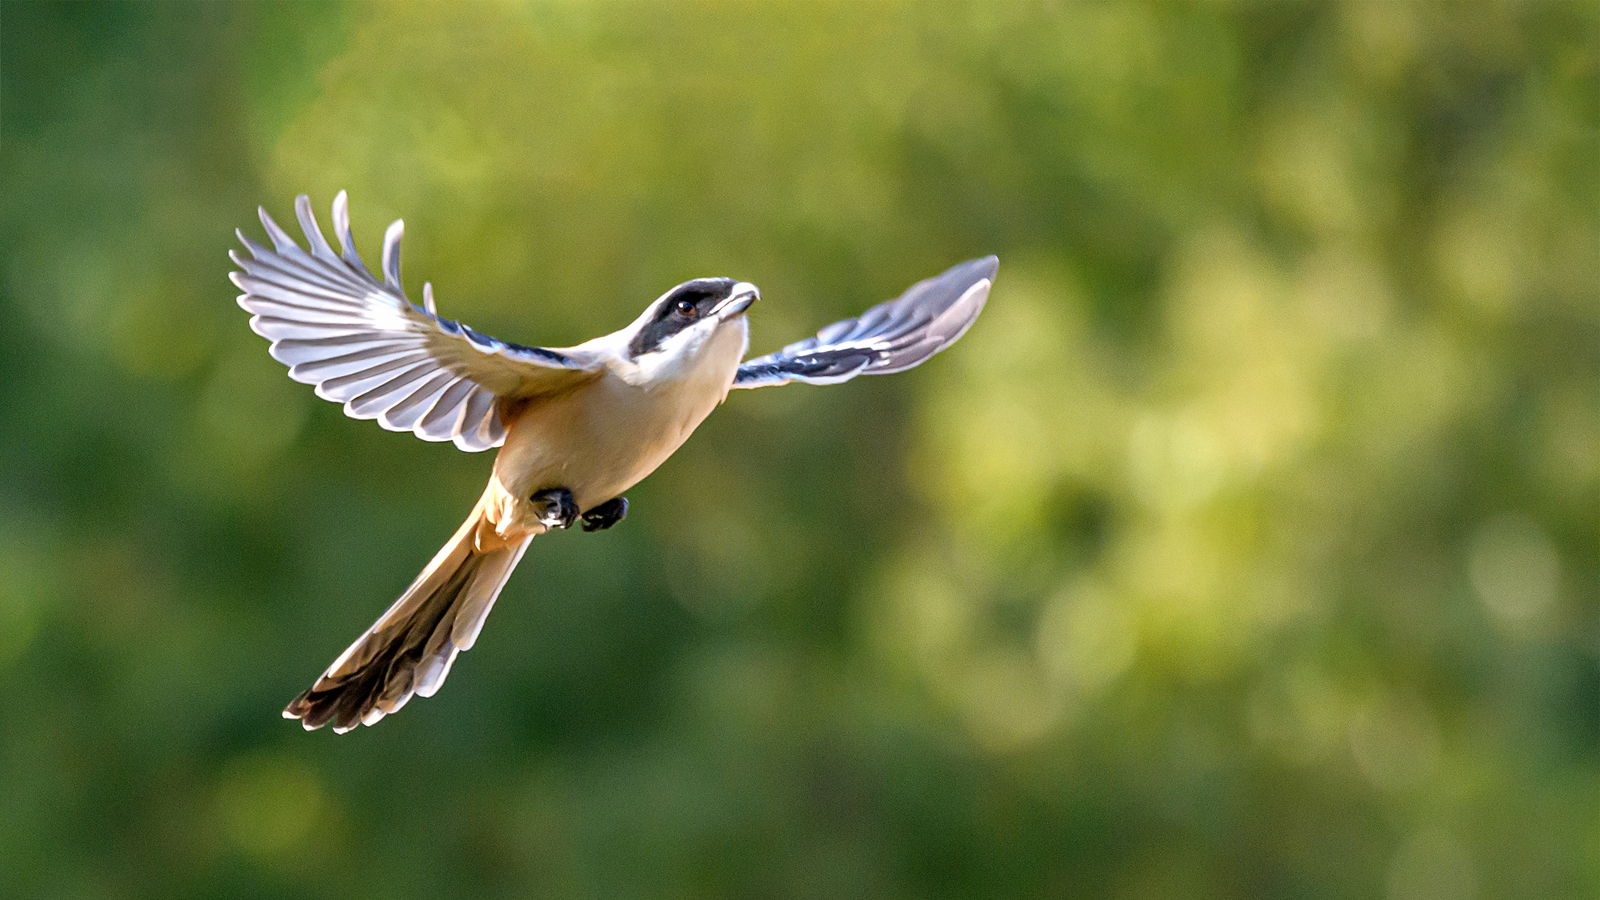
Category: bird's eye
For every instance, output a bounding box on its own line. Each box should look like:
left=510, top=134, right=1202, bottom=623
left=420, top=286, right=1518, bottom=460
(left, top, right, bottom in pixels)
left=675, top=299, right=697, bottom=317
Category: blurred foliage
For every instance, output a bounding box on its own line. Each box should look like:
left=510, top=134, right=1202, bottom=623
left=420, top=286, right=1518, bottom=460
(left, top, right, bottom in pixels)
left=2, top=2, right=1598, bottom=898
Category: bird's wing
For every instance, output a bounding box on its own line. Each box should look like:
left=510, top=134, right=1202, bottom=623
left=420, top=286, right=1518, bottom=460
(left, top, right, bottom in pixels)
left=230, top=192, right=605, bottom=452
left=732, top=256, right=995, bottom=389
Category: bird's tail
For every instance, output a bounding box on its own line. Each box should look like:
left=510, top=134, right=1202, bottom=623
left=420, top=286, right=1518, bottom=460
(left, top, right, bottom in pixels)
left=284, top=491, right=532, bottom=733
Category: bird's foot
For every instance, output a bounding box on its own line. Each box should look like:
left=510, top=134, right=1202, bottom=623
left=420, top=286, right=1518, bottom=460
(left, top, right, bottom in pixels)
left=580, top=497, right=628, bottom=532
left=531, top=487, right=580, bottom=530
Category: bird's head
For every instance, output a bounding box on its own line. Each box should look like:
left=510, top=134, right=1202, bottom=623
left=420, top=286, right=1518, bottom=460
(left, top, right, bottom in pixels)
left=623, top=277, right=759, bottom=375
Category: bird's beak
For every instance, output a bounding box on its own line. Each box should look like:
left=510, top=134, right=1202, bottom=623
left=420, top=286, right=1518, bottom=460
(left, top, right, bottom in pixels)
left=715, top=283, right=760, bottom=320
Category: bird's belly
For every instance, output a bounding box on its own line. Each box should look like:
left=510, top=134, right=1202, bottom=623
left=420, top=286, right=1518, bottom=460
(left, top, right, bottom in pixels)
left=485, top=373, right=721, bottom=534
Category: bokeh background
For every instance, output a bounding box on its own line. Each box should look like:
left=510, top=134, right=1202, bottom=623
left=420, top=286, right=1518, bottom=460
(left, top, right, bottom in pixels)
left=3, top=2, right=1598, bottom=898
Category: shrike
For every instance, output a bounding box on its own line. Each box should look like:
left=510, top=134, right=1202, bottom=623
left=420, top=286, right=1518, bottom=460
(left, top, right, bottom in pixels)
left=232, top=192, right=995, bottom=733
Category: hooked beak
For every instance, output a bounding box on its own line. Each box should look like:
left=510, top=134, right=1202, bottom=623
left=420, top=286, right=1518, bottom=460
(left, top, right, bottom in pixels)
left=715, top=282, right=759, bottom=320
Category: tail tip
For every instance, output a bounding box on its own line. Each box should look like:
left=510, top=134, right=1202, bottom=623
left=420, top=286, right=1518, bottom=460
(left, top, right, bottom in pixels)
left=282, top=688, right=339, bottom=732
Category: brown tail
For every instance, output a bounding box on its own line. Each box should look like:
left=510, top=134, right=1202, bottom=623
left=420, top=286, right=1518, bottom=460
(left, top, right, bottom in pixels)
left=284, top=493, right=532, bottom=733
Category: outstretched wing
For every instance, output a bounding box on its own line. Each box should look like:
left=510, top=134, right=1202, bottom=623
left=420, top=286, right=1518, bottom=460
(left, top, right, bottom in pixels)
left=732, top=256, right=995, bottom=389
left=230, top=192, right=604, bottom=451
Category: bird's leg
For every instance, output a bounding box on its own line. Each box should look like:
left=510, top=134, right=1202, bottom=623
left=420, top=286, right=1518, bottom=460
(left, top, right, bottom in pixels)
left=580, top=497, right=628, bottom=532
left=530, top=487, right=580, bottom=530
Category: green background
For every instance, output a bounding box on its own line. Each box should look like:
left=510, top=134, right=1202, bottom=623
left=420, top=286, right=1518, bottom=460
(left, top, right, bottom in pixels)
left=2, top=2, right=1597, bottom=898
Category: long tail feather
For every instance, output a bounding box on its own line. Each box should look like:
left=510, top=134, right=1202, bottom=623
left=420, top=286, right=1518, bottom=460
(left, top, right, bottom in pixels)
left=284, top=496, right=532, bottom=733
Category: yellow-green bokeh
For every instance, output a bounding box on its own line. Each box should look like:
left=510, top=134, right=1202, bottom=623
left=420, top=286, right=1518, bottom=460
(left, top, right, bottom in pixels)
left=2, top=3, right=1596, bottom=899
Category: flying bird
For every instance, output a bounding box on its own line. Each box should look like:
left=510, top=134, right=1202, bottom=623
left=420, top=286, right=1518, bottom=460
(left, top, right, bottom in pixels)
left=231, top=192, right=995, bottom=733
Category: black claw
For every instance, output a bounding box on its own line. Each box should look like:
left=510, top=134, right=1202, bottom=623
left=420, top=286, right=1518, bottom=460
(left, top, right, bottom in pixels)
left=531, top=487, right=579, bottom=530
left=580, top=497, right=628, bottom=532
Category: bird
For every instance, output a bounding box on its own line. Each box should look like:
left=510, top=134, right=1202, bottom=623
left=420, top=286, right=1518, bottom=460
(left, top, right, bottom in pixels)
left=231, top=191, right=996, bottom=733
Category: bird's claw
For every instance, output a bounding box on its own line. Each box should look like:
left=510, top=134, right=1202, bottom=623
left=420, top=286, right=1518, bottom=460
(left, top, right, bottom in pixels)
left=531, top=487, right=579, bottom=530
left=580, top=497, right=628, bottom=532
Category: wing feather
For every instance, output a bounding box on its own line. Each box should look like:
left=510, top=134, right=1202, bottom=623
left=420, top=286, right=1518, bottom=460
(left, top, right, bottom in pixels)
left=732, top=256, right=995, bottom=389
left=232, top=192, right=605, bottom=449
left=380, top=371, right=457, bottom=433
left=315, top=354, right=436, bottom=403
left=457, top=388, right=500, bottom=452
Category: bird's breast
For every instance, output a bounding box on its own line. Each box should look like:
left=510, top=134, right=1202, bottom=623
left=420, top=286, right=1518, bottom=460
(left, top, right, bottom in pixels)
left=486, top=321, right=746, bottom=536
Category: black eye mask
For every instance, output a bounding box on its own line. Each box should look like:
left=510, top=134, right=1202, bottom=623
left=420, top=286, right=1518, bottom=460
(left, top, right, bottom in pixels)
left=628, top=279, right=732, bottom=357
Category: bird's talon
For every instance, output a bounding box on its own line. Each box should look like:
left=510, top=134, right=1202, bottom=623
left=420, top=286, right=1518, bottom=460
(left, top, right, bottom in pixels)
left=580, top=497, right=628, bottom=532
left=531, top=487, right=579, bottom=530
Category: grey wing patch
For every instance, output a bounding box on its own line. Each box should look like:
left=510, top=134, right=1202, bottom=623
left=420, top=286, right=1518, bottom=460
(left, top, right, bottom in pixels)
left=733, top=256, right=995, bottom=389
left=231, top=192, right=600, bottom=451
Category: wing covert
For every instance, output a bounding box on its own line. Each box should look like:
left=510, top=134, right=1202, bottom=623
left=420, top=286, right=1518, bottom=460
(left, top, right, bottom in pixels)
left=732, top=256, right=995, bottom=389
left=230, top=192, right=603, bottom=451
